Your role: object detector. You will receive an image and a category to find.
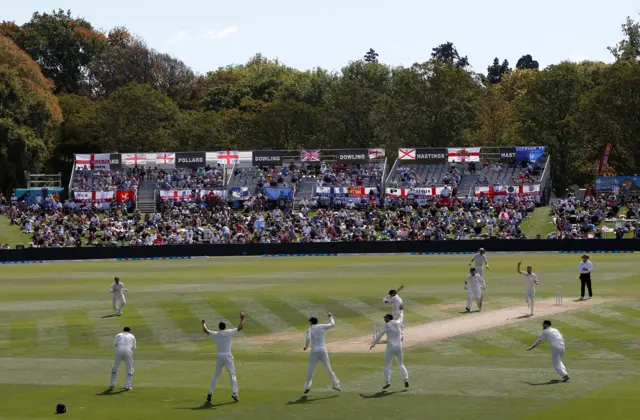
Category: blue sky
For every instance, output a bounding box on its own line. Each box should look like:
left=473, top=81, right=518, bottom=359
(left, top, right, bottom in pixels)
left=5, top=0, right=639, bottom=74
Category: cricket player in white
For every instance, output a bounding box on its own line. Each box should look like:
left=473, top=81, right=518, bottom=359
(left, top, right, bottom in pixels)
left=109, top=326, right=136, bottom=390
left=109, top=277, right=127, bottom=316
left=202, top=312, right=245, bottom=403
left=527, top=320, right=570, bottom=382
left=517, top=261, right=539, bottom=316
left=370, top=310, right=409, bottom=390
left=465, top=267, right=487, bottom=312
left=303, top=312, right=341, bottom=394
left=470, top=248, right=489, bottom=277
left=383, top=289, right=404, bottom=340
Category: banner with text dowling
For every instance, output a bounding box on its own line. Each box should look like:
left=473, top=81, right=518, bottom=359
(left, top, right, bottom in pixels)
left=336, top=149, right=369, bottom=163
left=175, top=152, right=206, bottom=168
left=252, top=150, right=283, bottom=166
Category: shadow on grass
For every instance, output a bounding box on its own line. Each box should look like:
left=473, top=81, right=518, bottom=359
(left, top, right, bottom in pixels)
left=523, top=380, right=562, bottom=386
left=101, top=314, right=118, bottom=319
left=286, top=395, right=339, bottom=405
left=359, top=390, right=408, bottom=399
left=96, top=388, right=128, bottom=396
left=515, top=314, right=533, bottom=319
left=174, top=401, right=237, bottom=410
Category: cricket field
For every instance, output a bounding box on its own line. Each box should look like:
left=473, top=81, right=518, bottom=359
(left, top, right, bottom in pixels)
left=0, top=253, right=639, bottom=420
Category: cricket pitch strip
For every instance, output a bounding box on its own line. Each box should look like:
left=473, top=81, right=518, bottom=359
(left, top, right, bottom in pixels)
left=329, top=297, right=616, bottom=353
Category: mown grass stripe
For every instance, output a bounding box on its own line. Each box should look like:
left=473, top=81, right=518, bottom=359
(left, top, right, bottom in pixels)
left=114, top=305, right=158, bottom=346
left=159, top=300, right=202, bottom=336
left=135, top=305, right=197, bottom=352
left=284, top=298, right=360, bottom=337
left=467, top=330, right=536, bottom=357
left=255, top=297, right=306, bottom=331
left=9, top=318, right=38, bottom=349
left=87, top=310, right=122, bottom=348
left=0, top=323, right=10, bottom=349
left=577, top=311, right=640, bottom=337
left=424, top=339, right=474, bottom=356
left=62, top=311, right=100, bottom=349
left=401, top=298, right=450, bottom=322
left=549, top=320, right=639, bottom=360
left=228, top=297, right=294, bottom=334
left=37, top=314, right=69, bottom=351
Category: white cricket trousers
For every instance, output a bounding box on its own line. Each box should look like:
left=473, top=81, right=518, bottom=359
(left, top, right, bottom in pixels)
left=113, top=295, right=126, bottom=314
left=524, top=289, right=535, bottom=314
left=466, top=287, right=482, bottom=310
left=384, top=346, right=409, bottom=384
left=209, top=354, right=238, bottom=395
left=551, top=346, right=568, bottom=377
left=110, top=348, right=134, bottom=388
left=304, top=349, right=339, bottom=390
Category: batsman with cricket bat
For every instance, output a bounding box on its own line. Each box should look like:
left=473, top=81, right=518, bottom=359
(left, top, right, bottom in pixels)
left=383, top=285, right=404, bottom=341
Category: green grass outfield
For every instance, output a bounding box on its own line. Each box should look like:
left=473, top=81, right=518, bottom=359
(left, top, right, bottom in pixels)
left=0, top=253, right=639, bottom=420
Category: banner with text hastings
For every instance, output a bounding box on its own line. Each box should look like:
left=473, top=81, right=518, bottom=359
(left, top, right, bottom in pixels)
left=414, top=148, right=448, bottom=163
left=337, top=149, right=368, bottom=163
left=252, top=150, right=283, bottom=166
left=175, top=152, right=206, bottom=168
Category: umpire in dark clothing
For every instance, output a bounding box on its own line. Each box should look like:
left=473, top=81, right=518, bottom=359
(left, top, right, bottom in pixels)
left=578, top=254, right=593, bottom=300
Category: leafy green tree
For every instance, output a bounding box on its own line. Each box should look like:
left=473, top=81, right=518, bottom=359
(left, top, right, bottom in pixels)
left=2, top=9, right=107, bottom=94
left=516, top=54, right=539, bottom=70
left=487, top=58, right=510, bottom=84
left=608, top=15, right=640, bottom=62
left=431, top=42, right=469, bottom=68
left=364, top=48, right=379, bottom=63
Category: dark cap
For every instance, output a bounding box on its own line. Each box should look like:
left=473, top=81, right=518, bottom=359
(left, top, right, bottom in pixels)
left=388, top=289, right=396, bottom=295
left=581, top=254, right=589, bottom=259
left=384, top=314, right=393, bottom=321
left=123, top=326, right=131, bottom=332
left=309, top=317, right=318, bottom=325
left=542, top=320, right=551, bottom=326
left=218, top=321, right=226, bottom=330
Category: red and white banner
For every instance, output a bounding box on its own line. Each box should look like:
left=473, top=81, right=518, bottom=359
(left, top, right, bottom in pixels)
left=75, top=154, right=110, bottom=170
left=368, top=148, right=385, bottom=159
left=398, top=148, right=416, bottom=160
left=347, top=187, right=377, bottom=197
left=448, top=147, right=481, bottom=163
left=74, top=191, right=114, bottom=203
left=159, top=189, right=227, bottom=201
left=385, top=187, right=452, bottom=199
left=385, top=188, right=408, bottom=198
left=116, top=190, right=136, bottom=203
left=123, top=153, right=147, bottom=166
left=155, top=153, right=175, bottom=165
left=475, top=184, right=541, bottom=199
left=217, top=150, right=240, bottom=165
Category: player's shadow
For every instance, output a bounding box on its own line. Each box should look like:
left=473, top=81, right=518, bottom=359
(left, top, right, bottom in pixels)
left=523, top=380, right=561, bottom=386
left=174, top=401, right=237, bottom=410
left=286, top=395, right=338, bottom=405
left=96, top=388, right=128, bottom=396
left=516, top=314, right=532, bottom=319
left=101, top=314, right=118, bottom=319
left=359, top=390, right=408, bottom=399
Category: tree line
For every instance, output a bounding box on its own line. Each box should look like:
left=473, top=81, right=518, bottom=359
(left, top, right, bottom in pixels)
left=1, top=9, right=640, bottom=194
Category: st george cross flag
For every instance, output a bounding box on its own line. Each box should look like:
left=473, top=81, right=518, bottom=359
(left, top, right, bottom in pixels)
left=447, top=147, right=481, bottom=163
left=398, top=148, right=416, bottom=160
left=74, top=154, right=110, bottom=170
left=368, top=148, right=385, bottom=159
left=301, top=150, right=321, bottom=162
left=155, top=153, right=175, bottom=165
left=217, top=150, right=240, bottom=165
left=123, top=153, right=147, bottom=166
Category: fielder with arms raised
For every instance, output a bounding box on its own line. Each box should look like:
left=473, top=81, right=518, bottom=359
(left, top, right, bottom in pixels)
left=517, top=261, right=539, bottom=316
left=527, top=320, right=570, bottom=382
left=202, top=312, right=245, bottom=403
left=109, top=326, right=136, bottom=390
left=370, top=307, right=409, bottom=390
left=465, top=267, right=486, bottom=312
left=303, top=312, right=341, bottom=394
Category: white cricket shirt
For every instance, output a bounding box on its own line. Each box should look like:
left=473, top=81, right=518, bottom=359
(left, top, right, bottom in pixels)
left=377, top=313, right=404, bottom=348
left=114, top=332, right=136, bottom=351
left=472, top=253, right=488, bottom=268
left=110, top=282, right=126, bottom=297
left=520, top=272, right=538, bottom=291
left=384, top=295, right=404, bottom=315
left=578, top=261, right=593, bottom=273
left=306, top=316, right=335, bottom=350
left=209, top=328, right=239, bottom=355
left=538, top=327, right=565, bottom=348
left=466, top=274, right=485, bottom=289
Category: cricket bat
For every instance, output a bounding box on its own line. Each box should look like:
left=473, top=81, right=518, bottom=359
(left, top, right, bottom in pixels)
left=396, top=285, right=404, bottom=293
